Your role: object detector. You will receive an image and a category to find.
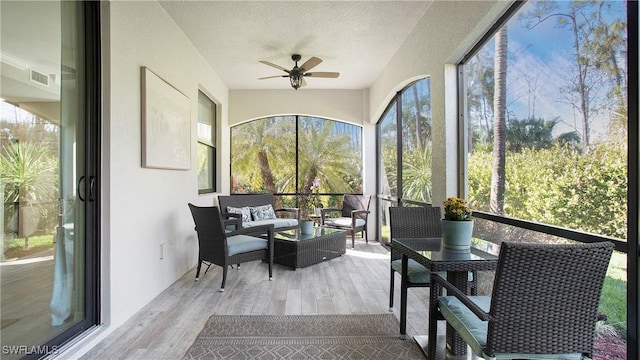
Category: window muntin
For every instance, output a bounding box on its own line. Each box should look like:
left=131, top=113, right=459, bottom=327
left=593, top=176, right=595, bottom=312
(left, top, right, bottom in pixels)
left=197, top=91, right=217, bottom=193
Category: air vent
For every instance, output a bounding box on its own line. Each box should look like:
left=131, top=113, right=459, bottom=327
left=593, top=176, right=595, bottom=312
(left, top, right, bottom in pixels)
left=30, top=68, right=49, bottom=87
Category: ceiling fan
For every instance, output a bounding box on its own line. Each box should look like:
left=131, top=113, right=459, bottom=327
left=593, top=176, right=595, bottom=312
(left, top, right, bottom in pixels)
left=259, top=54, right=340, bottom=90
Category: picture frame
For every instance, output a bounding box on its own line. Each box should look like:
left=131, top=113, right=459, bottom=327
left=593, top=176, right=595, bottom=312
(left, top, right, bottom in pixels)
left=141, top=66, right=191, bottom=170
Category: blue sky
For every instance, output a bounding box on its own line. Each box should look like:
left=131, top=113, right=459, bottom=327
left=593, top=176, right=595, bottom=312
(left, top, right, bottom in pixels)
left=496, top=0, right=627, bottom=142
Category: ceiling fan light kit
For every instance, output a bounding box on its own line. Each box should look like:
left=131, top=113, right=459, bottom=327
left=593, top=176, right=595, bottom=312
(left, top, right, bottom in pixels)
left=259, top=54, right=339, bottom=90
left=290, top=74, right=304, bottom=90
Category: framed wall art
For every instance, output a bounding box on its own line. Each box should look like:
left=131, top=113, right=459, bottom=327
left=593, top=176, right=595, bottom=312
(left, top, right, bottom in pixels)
left=141, top=66, right=191, bottom=170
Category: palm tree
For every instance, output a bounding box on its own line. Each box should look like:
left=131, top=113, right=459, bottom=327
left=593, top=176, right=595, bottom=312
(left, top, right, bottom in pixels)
left=490, top=25, right=507, bottom=215
left=0, top=141, right=56, bottom=247
left=400, top=80, right=432, bottom=151
left=231, top=117, right=295, bottom=194
left=402, top=145, right=433, bottom=203
left=297, top=118, right=361, bottom=197
left=505, top=117, right=556, bottom=152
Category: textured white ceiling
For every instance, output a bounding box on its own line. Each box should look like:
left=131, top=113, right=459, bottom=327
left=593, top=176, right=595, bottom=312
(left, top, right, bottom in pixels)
left=1, top=1, right=62, bottom=102
left=158, top=1, right=432, bottom=90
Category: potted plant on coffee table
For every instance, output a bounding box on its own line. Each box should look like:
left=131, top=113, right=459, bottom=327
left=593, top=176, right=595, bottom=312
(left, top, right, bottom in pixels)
left=297, top=179, right=321, bottom=234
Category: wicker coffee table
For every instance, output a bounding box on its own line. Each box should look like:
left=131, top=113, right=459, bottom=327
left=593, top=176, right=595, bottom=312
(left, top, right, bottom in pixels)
left=274, top=227, right=346, bottom=269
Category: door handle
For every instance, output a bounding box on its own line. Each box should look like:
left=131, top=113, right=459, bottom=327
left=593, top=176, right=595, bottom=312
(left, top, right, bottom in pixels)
left=78, top=176, right=86, bottom=202
left=89, top=176, right=96, bottom=202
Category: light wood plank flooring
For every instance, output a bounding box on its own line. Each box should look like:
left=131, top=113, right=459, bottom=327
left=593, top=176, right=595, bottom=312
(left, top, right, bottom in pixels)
left=81, top=239, right=441, bottom=359
left=1, top=248, right=76, bottom=359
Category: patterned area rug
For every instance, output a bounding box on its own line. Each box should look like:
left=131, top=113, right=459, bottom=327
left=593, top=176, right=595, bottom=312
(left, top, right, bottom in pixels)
left=183, top=314, right=425, bottom=359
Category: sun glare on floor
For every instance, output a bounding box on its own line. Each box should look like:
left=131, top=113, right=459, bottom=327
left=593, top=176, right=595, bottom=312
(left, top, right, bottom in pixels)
left=346, top=249, right=389, bottom=260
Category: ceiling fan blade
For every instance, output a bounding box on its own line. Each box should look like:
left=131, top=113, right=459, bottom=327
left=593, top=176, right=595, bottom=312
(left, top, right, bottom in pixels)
left=259, top=60, right=289, bottom=73
left=305, top=72, right=340, bottom=78
left=258, top=75, right=288, bottom=80
left=300, top=57, right=322, bottom=71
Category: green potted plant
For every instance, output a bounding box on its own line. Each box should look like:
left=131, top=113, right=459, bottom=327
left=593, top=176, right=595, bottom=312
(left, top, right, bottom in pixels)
left=441, top=197, right=473, bottom=250
left=297, top=179, right=321, bottom=234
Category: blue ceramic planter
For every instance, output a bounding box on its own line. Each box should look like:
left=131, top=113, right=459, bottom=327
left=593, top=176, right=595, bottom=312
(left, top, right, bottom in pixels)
left=441, top=219, right=474, bottom=250
left=300, top=220, right=314, bottom=234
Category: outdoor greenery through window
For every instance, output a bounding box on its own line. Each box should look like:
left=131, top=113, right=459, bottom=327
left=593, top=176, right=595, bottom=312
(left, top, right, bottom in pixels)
left=230, top=115, right=362, bottom=208
left=1, top=102, right=58, bottom=254
left=464, top=0, right=627, bottom=346
left=197, top=90, right=216, bottom=193
left=378, top=78, right=432, bottom=243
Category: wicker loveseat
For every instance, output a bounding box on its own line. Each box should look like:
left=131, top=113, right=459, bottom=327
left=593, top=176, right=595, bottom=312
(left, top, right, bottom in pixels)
left=218, top=194, right=299, bottom=231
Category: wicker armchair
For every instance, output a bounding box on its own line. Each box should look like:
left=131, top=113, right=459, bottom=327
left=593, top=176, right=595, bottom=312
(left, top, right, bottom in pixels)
left=429, top=241, right=614, bottom=360
left=321, top=195, right=371, bottom=248
left=388, top=206, right=450, bottom=338
left=188, top=204, right=274, bottom=292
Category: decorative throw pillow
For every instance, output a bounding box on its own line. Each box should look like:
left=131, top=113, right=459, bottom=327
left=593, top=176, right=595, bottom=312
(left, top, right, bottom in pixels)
left=227, top=206, right=251, bottom=222
left=250, top=204, right=276, bottom=221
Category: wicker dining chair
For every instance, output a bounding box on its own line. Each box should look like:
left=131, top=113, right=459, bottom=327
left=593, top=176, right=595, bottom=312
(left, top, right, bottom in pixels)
left=429, top=241, right=614, bottom=360
left=388, top=206, right=477, bottom=338
left=188, top=203, right=274, bottom=292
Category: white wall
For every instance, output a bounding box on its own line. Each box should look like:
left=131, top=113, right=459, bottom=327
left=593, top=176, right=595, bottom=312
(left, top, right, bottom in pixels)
left=229, top=89, right=367, bottom=126
left=106, top=0, right=229, bottom=324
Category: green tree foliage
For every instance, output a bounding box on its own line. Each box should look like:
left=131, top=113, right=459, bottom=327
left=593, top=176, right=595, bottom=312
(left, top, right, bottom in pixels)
left=380, top=79, right=433, bottom=203
left=1, top=141, right=57, bottom=204
left=1, top=141, right=57, bottom=246
left=505, top=117, right=556, bottom=152
left=230, top=117, right=295, bottom=193
left=505, top=117, right=585, bottom=152
left=466, top=46, right=495, bottom=144
left=401, top=82, right=432, bottom=151
left=401, top=80, right=433, bottom=203
left=297, top=118, right=361, bottom=196
left=469, top=143, right=626, bottom=239
left=380, top=142, right=397, bottom=197
left=230, top=116, right=362, bottom=200
left=402, top=145, right=432, bottom=203
left=379, top=106, right=398, bottom=197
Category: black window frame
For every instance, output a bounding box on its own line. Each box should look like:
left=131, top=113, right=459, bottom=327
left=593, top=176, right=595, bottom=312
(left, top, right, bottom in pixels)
left=197, top=90, right=217, bottom=194
left=229, top=115, right=364, bottom=200
left=456, top=2, right=638, bottom=358
left=375, top=78, right=433, bottom=243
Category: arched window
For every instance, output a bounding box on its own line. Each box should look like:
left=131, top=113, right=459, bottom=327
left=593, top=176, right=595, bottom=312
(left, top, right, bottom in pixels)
left=230, top=115, right=363, bottom=208
left=376, top=78, right=432, bottom=243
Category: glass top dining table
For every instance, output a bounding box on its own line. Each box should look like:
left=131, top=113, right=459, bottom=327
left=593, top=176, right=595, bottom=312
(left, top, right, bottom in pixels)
left=390, top=237, right=500, bottom=360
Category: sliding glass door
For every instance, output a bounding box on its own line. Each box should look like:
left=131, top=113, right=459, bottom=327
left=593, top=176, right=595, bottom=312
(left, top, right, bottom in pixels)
left=1, top=1, right=100, bottom=358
